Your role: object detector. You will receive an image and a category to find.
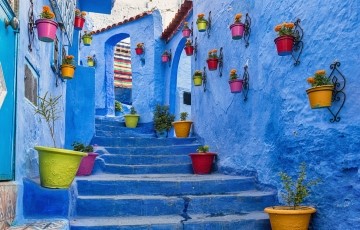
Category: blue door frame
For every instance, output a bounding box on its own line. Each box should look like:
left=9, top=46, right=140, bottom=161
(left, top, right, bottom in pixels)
left=0, top=1, right=17, bottom=180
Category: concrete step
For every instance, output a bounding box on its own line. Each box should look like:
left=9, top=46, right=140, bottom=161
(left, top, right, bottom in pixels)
left=95, top=130, right=155, bottom=138
left=100, top=154, right=191, bottom=165
left=100, top=162, right=194, bottom=174
left=75, top=174, right=257, bottom=196
left=70, top=212, right=271, bottom=230
left=91, top=136, right=199, bottom=147
left=102, top=144, right=199, bottom=155
left=75, top=191, right=276, bottom=217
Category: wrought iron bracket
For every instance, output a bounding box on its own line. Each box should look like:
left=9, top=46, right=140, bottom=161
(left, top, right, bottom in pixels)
left=55, top=64, right=65, bottom=87
left=243, top=13, right=251, bottom=48
left=242, top=63, right=250, bottom=101
left=291, top=18, right=303, bottom=66
left=203, top=66, right=207, bottom=92
left=194, top=37, right=198, bottom=61
left=207, top=11, right=212, bottom=38
left=191, top=22, right=194, bottom=37
left=326, top=61, right=346, bottom=123
left=218, top=47, right=224, bottom=77
left=28, top=0, right=35, bottom=52
left=168, top=49, right=172, bottom=67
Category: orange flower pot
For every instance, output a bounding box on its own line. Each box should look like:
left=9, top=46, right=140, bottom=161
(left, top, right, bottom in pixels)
left=61, top=64, right=76, bottom=79
left=172, top=121, right=193, bottom=138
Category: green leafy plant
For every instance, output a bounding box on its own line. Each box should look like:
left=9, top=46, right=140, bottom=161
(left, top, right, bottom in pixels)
left=279, top=162, right=320, bottom=209
left=162, top=50, right=170, bottom=56
left=115, top=100, right=122, bottom=112
left=40, top=6, right=55, bottom=19
left=274, top=22, right=295, bottom=37
left=197, top=145, right=209, bottom=153
left=82, top=31, right=92, bottom=39
left=180, top=112, right=188, bottom=121
left=193, top=70, right=203, bottom=79
left=34, top=92, right=62, bottom=147
left=196, top=13, right=207, bottom=24
left=153, top=104, right=175, bottom=132
left=62, top=55, right=75, bottom=66
left=72, top=141, right=94, bottom=152
left=229, top=69, right=238, bottom=80
left=130, top=106, right=137, bottom=114
left=307, top=69, right=332, bottom=87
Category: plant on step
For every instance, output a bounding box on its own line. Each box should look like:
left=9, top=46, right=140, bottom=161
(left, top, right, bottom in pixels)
left=189, top=145, right=216, bottom=174
left=153, top=104, right=175, bottom=132
left=197, top=145, right=209, bottom=153
left=124, top=106, right=140, bottom=128
left=180, top=112, right=188, bottom=121
left=172, top=112, right=192, bottom=138
left=72, top=141, right=94, bottom=153
left=115, top=100, right=123, bottom=112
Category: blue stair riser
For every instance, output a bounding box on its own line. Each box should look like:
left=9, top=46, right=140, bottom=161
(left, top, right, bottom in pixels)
left=101, top=154, right=191, bottom=165
left=75, top=193, right=276, bottom=217
left=101, top=163, right=193, bottom=174
left=104, top=145, right=199, bottom=155
left=95, top=130, right=155, bottom=138
left=91, top=137, right=198, bottom=147
left=95, top=124, right=154, bottom=134
left=76, top=178, right=256, bottom=196
left=71, top=224, right=181, bottom=230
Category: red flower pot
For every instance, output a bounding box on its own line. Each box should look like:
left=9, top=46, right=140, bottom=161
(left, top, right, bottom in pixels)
left=274, top=35, right=294, bottom=56
left=76, top=152, right=98, bottom=176
left=230, top=23, right=245, bottom=40
left=207, top=58, right=219, bottom=71
left=162, top=55, right=170, bottom=62
left=74, top=16, right=85, bottom=30
left=184, top=46, right=194, bottom=56
left=189, top=153, right=217, bottom=174
left=182, top=28, right=191, bottom=38
left=229, top=79, right=244, bottom=93
left=135, top=48, right=144, bottom=55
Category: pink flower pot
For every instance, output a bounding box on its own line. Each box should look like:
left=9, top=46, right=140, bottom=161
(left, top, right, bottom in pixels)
left=189, top=153, right=217, bottom=174
left=76, top=152, right=98, bottom=176
left=229, top=79, right=244, bottom=93
left=74, top=16, right=85, bottom=30
left=207, top=58, right=218, bottom=71
left=35, top=19, right=58, bottom=42
left=182, top=28, right=191, bottom=38
left=230, top=23, right=245, bottom=40
left=184, top=46, right=194, bottom=56
left=162, top=55, right=170, bottom=62
left=274, top=35, right=294, bottom=56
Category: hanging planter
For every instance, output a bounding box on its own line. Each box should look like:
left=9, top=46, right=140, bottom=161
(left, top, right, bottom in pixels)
left=230, top=13, right=245, bottom=40
left=189, top=145, right=217, bottom=174
left=162, top=50, right=171, bottom=63
left=274, top=22, right=295, bottom=56
left=228, top=69, right=243, bottom=93
left=196, top=13, right=208, bottom=32
left=206, top=49, right=219, bottom=71
left=87, top=56, right=95, bottom=67
left=182, top=22, right=191, bottom=38
left=135, top=42, right=144, bottom=55
left=306, top=70, right=334, bottom=109
left=193, top=70, right=203, bottom=86
left=74, top=9, right=86, bottom=30
left=184, top=40, right=194, bottom=56
left=35, top=6, right=58, bottom=42
left=61, top=55, right=76, bottom=79
left=82, top=31, right=92, bottom=46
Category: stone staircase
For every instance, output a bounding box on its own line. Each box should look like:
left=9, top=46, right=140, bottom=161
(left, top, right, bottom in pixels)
left=70, top=117, right=275, bottom=229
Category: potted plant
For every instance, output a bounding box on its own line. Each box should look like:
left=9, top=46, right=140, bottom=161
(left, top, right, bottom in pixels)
left=35, top=6, right=58, bottom=42
left=172, top=112, right=193, bottom=138
left=124, top=106, right=140, bottom=128
left=196, top=13, right=208, bottom=32
left=115, top=100, right=122, bottom=116
left=72, top=142, right=98, bottom=176
left=153, top=104, right=175, bottom=138
left=61, top=55, right=76, bottom=79
left=207, top=49, right=219, bottom=71
left=74, top=9, right=86, bottom=30
left=228, top=69, right=243, bottom=93
left=189, top=145, right=217, bottom=174
left=82, top=31, right=92, bottom=46
left=184, top=40, right=194, bottom=56
left=193, top=70, right=203, bottom=86
left=306, top=69, right=334, bottom=109
left=135, top=43, right=144, bottom=55
left=161, top=50, right=170, bottom=63
left=182, top=22, right=191, bottom=38
left=87, top=56, right=95, bottom=67
left=274, top=22, right=295, bottom=56
left=264, top=163, right=320, bottom=230
left=34, top=92, right=87, bottom=188
left=230, top=13, right=245, bottom=40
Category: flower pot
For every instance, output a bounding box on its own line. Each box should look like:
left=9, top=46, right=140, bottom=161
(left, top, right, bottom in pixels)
left=207, top=58, right=219, bottom=71
left=135, top=48, right=144, bottom=55
left=184, top=46, right=194, bottom=56
left=172, top=121, right=193, bottom=138
left=87, top=60, right=94, bottom=67
left=74, top=16, right=85, bottom=30
left=124, top=114, right=140, bottom=128
left=274, top=35, right=294, bottom=56
left=82, top=37, right=92, bottom=46
left=182, top=28, right=191, bottom=38
left=35, top=19, right=58, bottom=42
left=229, top=79, right=244, bottom=93
left=230, top=23, right=245, bottom=40
left=189, top=152, right=217, bottom=174
left=197, top=20, right=207, bottom=32
left=35, top=146, right=87, bottom=188
left=306, top=85, right=334, bottom=109
left=162, top=55, right=170, bottom=63
left=76, top=152, right=98, bottom=176
left=156, top=130, right=168, bottom=138
left=193, top=76, right=202, bottom=86
left=61, top=64, right=75, bottom=79
left=264, top=206, right=316, bottom=230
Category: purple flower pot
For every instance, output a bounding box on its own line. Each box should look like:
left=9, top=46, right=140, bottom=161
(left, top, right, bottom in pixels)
left=230, top=23, right=245, bottom=40
left=76, top=152, right=98, bottom=176
left=182, top=28, right=191, bottom=38
left=229, top=79, right=244, bottom=93
left=162, top=55, right=170, bottom=63
left=35, top=19, right=58, bottom=42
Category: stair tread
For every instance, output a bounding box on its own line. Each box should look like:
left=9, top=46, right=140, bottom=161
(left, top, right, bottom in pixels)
left=104, top=163, right=191, bottom=167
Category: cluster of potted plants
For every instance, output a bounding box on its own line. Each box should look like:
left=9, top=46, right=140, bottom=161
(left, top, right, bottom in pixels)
left=182, top=22, right=191, bottom=38
left=230, top=13, right=245, bottom=40
left=153, top=105, right=175, bottom=138
left=74, top=9, right=86, bottom=30
left=228, top=69, right=243, bottom=93
left=61, top=55, right=76, bottom=79
left=135, top=42, right=144, bottom=55
left=189, top=145, right=217, bottom=174
left=124, top=106, right=140, bottom=128
left=196, top=13, right=208, bottom=32
left=72, top=142, right=98, bottom=176
left=35, top=6, right=58, bottom=42
left=184, top=40, right=194, bottom=56
left=306, top=69, right=334, bottom=109
left=172, top=112, right=193, bottom=138
left=162, top=50, right=171, bottom=63
left=206, top=49, right=219, bottom=71
left=87, top=55, right=95, bottom=67
left=82, top=31, right=93, bottom=46
left=274, top=22, right=295, bottom=56
left=193, top=70, right=203, bottom=86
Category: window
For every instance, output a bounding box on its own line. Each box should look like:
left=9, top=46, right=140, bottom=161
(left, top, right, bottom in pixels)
left=24, top=62, right=38, bottom=106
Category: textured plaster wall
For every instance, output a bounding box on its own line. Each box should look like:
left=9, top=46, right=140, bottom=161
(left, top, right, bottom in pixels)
left=165, top=0, right=360, bottom=229
left=82, top=10, right=165, bottom=122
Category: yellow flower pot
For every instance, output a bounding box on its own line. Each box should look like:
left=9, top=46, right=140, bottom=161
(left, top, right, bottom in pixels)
left=82, top=37, right=92, bottom=46
left=306, top=85, right=334, bottom=109
left=264, top=206, right=316, bottom=230
left=197, top=21, right=207, bottom=32
left=193, top=76, right=202, bottom=86
left=61, top=64, right=75, bottom=79
left=87, top=60, right=94, bottom=67
left=172, top=121, right=193, bottom=138
left=124, top=114, right=140, bottom=128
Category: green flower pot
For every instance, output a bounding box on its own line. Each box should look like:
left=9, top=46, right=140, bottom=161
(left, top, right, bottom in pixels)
left=82, top=37, right=92, bottom=46
left=35, top=146, right=87, bottom=189
left=124, top=114, right=140, bottom=128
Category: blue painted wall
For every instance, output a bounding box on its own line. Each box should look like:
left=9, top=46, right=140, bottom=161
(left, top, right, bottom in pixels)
left=164, top=0, right=360, bottom=229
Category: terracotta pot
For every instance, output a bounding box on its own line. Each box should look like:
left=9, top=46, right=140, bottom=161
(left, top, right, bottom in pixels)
left=74, top=16, right=85, bottom=30
left=229, top=79, right=244, bottom=93
left=189, top=152, right=217, bottom=174
left=306, top=85, right=334, bottom=109
left=207, top=58, right=218, bottom=71
left=61, top=64, right=75, bottom=79
left=182, top=28, right=191, bottom=38
left=184, top=46, right=194, bottom=56
left=76, top=152, right=98, bottom=176
left=162, top=55, right=170, bottom=63
left=274, top=35, right=294, bottom=56
left=135, top=48, right=144, bottom=55
left=35, top=19, right=58, bottom=42
left=230, top=23, right=245, bottom=40
left=172, top=121, right=193, bottom=138
left=264, top=206, right=316, bottom=230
